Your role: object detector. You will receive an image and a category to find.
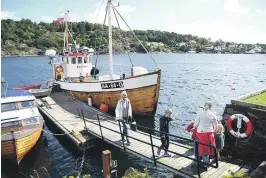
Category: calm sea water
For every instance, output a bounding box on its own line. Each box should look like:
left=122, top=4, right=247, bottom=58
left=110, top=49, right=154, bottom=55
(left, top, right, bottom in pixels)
left=1, top=54, right=266, bottom=178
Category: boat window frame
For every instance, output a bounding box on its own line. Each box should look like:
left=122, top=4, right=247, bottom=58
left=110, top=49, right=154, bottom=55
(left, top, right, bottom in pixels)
left=18, top=100, right=35, bottom=109
left=1, top=120, right=22, bottom=128
left=71, top=57, right=76, bottom=64
left=1, top=102, right=17, bottom=112
left=78, top=57, right=83, bottom=64
left=84, top=57, right=88, bottom=63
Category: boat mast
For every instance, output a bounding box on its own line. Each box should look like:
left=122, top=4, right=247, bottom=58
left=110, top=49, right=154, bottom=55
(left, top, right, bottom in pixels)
left=63, top=13, right=66, bottom=51
left=64, top=11, right=69, bottom=51
left=108, top=0, right=113, bottom=79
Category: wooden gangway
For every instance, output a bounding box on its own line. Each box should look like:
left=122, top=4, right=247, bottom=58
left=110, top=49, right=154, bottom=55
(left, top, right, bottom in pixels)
left=36, top=92, right=242, bottom=178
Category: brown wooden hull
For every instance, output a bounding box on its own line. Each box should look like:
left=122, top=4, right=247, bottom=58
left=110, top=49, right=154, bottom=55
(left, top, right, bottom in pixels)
left=1, top=127, right=43, bottom=164
left=66, top=70, right=161, bottom=116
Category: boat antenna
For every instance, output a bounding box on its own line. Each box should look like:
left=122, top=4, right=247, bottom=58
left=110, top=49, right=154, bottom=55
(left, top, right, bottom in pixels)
left=110, top=2, right=159, bottom=69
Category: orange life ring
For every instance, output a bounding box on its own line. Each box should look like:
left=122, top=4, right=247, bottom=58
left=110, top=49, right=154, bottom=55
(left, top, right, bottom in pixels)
left=227, top=114, right=252, bottom=138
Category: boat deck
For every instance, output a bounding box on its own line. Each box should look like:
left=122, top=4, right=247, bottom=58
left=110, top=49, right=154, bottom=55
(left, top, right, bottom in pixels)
left=36, top=92, right=242, bottom=178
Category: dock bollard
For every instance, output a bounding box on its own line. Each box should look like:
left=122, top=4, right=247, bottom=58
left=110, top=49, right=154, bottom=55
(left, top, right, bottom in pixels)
left=102, top=150, right=112, bottom=178
left=102, top=150, right=117, bottom=178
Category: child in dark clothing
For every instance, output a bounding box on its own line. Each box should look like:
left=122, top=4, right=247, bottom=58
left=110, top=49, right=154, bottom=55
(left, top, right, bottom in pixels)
left=157, top=109, right=173, bottom=157
left=215, top=124, right=225, bottom=160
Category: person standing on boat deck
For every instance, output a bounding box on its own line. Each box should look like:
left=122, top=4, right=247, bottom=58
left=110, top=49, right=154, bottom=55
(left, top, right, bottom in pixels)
left=115, top=91, right=132, bottom=145
left=157, top=109, right=173, bottom=157
left=193, top=101, right=217, bottom=170
left=79, top=73, right=84, bottom=82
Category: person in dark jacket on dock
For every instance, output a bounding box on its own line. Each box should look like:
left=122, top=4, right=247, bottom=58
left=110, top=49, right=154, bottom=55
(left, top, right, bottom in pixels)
left=157, top=109, right=173, bottom=157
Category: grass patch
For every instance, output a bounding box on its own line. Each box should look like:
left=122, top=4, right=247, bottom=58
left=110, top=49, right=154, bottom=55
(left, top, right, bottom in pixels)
left=122, top=168, right=151, bottom=178
left=222, top=171, right=249, bottom=178
left=242, top=92, right=266, bottom=106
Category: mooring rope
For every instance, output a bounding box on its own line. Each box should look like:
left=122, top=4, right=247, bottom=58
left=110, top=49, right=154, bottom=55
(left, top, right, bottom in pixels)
left=19, top=167, right=53, bottom=178
left=76, top=142, right=90, bottom=178
left=19, top=172, right=29, bottom=178
left=41, top=167, right=52, bottom=178
left=42, top=129, right=70, bottom=136
left=33, top=170, right=39, bottom=178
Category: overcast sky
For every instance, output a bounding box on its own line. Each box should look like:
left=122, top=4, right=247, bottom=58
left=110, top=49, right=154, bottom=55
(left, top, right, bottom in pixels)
left=2, top=0, right=266, bottom=44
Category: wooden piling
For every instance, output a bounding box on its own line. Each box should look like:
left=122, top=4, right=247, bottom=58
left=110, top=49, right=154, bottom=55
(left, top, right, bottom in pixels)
left=102, top=150, right=112, bottom=178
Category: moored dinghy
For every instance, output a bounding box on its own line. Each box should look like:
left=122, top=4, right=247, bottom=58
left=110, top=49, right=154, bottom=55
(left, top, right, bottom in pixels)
left=13, top=84, right=41, bottom=90
left=29, top=88, right=52, bottom=98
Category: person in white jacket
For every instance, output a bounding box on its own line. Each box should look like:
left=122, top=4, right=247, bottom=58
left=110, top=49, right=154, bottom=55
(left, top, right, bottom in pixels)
left=115, top=91, right=132, bottom=145
left=193, top=101, right=217, bottom=170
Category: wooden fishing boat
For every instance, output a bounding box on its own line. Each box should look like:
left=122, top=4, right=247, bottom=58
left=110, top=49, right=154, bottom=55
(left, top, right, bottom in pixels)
left=13, top=84, right=41, bottom=90
left=45, top=1, right=161, bottom=116
left=1, top=80, right=44, bottom=164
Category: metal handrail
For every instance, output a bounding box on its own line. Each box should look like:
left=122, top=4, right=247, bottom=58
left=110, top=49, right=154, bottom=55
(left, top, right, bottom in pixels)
left=76, top=109, right=219, bottom=178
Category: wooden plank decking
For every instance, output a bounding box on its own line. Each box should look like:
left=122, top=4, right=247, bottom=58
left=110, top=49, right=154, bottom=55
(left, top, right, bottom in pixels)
left=36, top=92, right=242, bottom=178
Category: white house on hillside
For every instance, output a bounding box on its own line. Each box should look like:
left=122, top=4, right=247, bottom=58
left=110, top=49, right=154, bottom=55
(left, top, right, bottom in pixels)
left=205, top=46, right=214, bottom=51
left=178, top=42, right=186, bottom=47
left=189, top=40, right=197, bottom=44
left=146, top=42, right=164, bottom=46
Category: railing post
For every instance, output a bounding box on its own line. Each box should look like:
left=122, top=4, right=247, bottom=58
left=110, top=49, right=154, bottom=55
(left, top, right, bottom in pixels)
left=118, top=120, right=126, bottom=151
left=149, top=132, right=157, bottom=166
left=80, top=109, right=89, bottom=132
left=195, top=141, right=201, bottom=178
left=97, top=114, right=104, bottom=140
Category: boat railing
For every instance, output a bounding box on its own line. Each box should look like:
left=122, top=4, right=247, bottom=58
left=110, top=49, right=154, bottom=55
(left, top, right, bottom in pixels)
left=77, top=108, right=219, bottom=178
left=63, top=76, right=99, bottom=83
left=63, top=74, right=127, bottom=83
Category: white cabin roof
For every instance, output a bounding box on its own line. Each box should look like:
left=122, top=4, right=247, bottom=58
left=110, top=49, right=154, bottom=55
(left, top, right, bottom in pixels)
left=1, top=90, right=36, bottom=103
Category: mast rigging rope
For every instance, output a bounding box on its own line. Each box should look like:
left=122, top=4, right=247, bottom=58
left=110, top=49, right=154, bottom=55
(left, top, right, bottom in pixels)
left=110, top=3, right=159, bottom=69
left=112, top=5, right=134, bottom=68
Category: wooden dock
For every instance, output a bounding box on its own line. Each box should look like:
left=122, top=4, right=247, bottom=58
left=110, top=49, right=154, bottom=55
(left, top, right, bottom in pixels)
left=36, top=92, right=242, bottom=178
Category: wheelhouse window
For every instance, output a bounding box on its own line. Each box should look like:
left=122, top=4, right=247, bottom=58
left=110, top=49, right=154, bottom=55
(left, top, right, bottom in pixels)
left=1, top=102, right=16, bottom=112
left=67, top=57, right=69, bottom=64
left=89, top=56, right=92, bottom=63
left=2, top=121, right=21, bottom=128
left=20, top=100, right=34, bottom=108
left=71, top=57, right=76, bottom=64
left=84, top=57, right=88, bottom=63
left=78, top=57, right=83, bottom=64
